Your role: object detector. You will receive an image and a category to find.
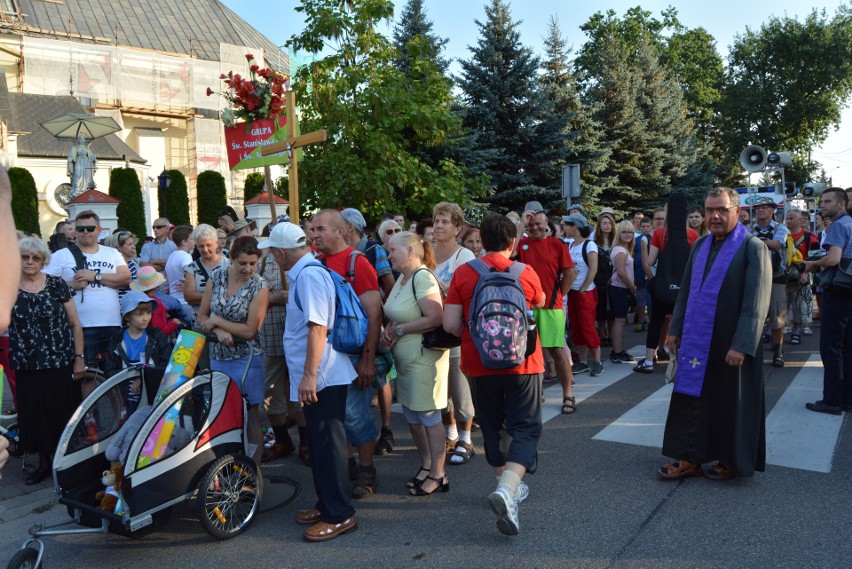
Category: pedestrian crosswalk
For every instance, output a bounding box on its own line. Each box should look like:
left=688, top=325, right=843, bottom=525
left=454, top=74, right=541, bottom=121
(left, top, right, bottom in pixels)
left=590, top=352, right=845, bottom=473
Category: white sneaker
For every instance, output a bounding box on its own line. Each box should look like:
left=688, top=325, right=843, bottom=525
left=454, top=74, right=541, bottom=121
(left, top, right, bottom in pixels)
left=488, top=486, right=519, bottom=536
left=783, top=326, right=792, bottom=334
left=803, top=327, right=813, bottom=336
left=516, top=481, right=529, bottom=505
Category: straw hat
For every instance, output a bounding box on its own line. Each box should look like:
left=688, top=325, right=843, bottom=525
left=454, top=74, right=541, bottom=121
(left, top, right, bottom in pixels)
left=131, top=266, right=166, bottom=292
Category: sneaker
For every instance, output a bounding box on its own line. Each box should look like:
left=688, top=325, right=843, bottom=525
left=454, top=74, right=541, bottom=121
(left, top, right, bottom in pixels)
left=790, top=334, right=801, bottom=345
left=488, top=486, right=519, bottom=536
left=655, top=349, right=670, bottom=363
left=803, top=327, right=813, bottom=336
left=572, top=361, right=590, bottom=375
left=543, top=372, right=558, bottom=383
left=633, top=359, right=654, bottom=374
left=374, top=427, right=394, bottom=455
left=610, top=351, right=635, bottom=363
left=590, top=361, right=605, bottom=377
left=783, top=326, right=792, bottom=334
left=515, top=481, right=529, bottom=505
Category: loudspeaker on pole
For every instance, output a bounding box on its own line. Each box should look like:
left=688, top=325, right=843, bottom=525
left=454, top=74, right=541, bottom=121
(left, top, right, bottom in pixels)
left=739, top=145, right=768, bottom=173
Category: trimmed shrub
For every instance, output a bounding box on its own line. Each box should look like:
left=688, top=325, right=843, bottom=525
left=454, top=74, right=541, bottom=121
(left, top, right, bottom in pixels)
left=196, top=170, right=227, bottom=227
left=160, top=169, right=190, bottom=225
left=8, top=167, right=40, bottom=236
left=108, top=168, right=146, bottom=240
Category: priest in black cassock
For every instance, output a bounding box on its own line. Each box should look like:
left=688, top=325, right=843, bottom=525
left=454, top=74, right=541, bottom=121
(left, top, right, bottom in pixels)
left=658, top=187, right=772, bottom=481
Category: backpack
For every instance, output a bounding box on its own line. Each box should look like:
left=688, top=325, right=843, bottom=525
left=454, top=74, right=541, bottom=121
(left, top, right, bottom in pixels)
left=650, top=228, right=691, bottom=305
left=67, top=242, right=89, bottom=300
left=633, top=235, right=649, bottom=287
left=581, top=241, right=613, bottom=289
left=294, top=251, right=369, bottom=354
left=752, top=222, right=784, bottom=275
left=466, top=258, right=532, bottom=370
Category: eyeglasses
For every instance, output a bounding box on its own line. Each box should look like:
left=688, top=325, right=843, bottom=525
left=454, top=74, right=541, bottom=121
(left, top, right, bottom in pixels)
left=76, top=225, right=97, bottom=233
left=153, top=224, right=168, bottom=230
left=385, top=228, right=402, bottom=235
left=21, top=254, right=43, bottom=262
left=705, top=206, right=736, bottom=216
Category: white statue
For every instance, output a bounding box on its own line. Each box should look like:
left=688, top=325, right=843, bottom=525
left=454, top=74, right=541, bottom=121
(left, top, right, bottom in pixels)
left=67, top=134, right=97, bottom=198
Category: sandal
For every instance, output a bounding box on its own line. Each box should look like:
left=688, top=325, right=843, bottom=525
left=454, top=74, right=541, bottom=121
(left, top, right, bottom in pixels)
left=704, top=462, right=734, bottom=481
left=352, top=470, right=379, bottom=499
left=449, top=441, right=475, bottom=465
left=790, top=333, right=801, bottom=345
left=657, top=459, right=703, bottom=480
left=406, top=467, right=430, bottom=490
left=561, top=396, right=576, bottom=414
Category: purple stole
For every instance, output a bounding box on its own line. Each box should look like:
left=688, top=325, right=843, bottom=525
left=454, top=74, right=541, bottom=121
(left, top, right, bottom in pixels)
left=673, top=222, right=748, bottom=397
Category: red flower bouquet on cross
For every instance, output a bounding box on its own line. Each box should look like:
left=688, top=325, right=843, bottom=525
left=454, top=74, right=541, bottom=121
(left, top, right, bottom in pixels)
left=207, top=54, right=288, bottom=128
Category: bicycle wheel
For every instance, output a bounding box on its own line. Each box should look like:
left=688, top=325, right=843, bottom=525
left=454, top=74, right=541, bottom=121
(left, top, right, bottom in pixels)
left=197, top=454, right=261, bottom=540
left=6, top=546, right=39, bottom=569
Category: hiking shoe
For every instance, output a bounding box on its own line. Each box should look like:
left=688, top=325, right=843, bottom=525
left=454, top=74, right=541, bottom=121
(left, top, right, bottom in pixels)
left=374, top=427, right=394, bottom=455
left=516, top=481, right=529, bottom=505
left=590, top=361, right=605, bottom=377
left=572, top=361, right=590, bottom=375
left=488, top=486, right=519, bottom=536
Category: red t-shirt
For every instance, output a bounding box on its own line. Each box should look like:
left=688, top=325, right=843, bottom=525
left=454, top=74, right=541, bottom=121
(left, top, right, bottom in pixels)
left=445, top=253, right=545, bottom=377
left=789, top=230, right=818, bottom=257
left=650, top=227, right=700, bottom=251
left=321, top=247, right=379, bottom=296
left=516, top=236, right=574, bottom=308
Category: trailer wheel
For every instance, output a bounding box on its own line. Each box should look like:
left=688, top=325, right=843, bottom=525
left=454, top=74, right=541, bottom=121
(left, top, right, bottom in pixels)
left=6, top=546, right=40, bottom=569
left=197, top=454, right=261, bottom=540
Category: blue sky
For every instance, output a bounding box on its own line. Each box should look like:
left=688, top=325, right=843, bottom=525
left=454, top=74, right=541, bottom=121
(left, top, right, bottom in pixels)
left=222, top=0, right=851, bottom=187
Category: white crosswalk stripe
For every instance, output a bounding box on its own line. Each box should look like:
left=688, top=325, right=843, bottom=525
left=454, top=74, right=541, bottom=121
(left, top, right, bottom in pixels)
left=592, top=353, right=845, bottom=473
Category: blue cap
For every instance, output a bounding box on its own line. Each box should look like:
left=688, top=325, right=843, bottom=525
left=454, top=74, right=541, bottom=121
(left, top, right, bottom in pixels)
left=120, top=290, right=158, bottom=318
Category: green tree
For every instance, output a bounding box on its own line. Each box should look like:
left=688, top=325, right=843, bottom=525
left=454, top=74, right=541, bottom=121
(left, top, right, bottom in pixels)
left=540, top=16, right=612, bottom=212
left=8, top=167, right=40, bottom=236
left=455, top=0, right=560, bottom=212
left=161, top=169, right=190, bottom=226
left=196, top=171, right=227, bottom=227
left=719, top=6, right=852, bottom=185
left=108, top=168, right=146, bottom=240
left=243, top=172, right=266, bottom=203
left=287, top=0, right=478, bottom=220
left=392, top=0, right=448, bottom=75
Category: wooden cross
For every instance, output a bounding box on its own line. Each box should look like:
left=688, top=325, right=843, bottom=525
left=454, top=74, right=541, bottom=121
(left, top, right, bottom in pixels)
left=260, top=90, right=326, bottom=224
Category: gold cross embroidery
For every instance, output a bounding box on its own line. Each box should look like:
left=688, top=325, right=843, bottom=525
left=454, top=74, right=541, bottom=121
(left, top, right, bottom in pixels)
left=690, top=357, right=700, bottom=368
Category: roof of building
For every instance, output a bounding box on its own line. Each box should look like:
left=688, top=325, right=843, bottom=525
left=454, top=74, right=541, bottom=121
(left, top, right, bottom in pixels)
left=5, top=0, right=288, bottom=71
left=245, top=192, right=288, bottom=205
left=67, top=188, right=121, bottom=204
left=2, top=86, right=145, bottom=162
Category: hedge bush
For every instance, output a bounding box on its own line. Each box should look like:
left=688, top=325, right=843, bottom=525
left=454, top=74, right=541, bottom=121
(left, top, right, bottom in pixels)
left=196, top=170, right=227, bottom=227
left=8, top=167, right=40, bottom=236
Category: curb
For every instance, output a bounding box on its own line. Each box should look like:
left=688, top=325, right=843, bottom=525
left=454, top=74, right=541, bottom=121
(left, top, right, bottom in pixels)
left=0, top=488, right=57, bottom=525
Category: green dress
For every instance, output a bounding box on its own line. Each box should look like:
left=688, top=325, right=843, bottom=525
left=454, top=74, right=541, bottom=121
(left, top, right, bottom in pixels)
left=383, top=267, right=449, bottom=412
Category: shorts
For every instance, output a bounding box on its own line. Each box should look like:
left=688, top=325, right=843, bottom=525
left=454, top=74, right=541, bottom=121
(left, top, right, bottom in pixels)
left=533, top=308, right=566, bottom=348
left=568, top=289, right=601, bottom=349
left=609, top=286, right=631, bottom=319
left=211, top=355, right=264, bottom=406
left=344, top=354, right=380, bottom=446
left=263, top=354, right=293, bottom=416
left=402, top=406, right=442, bottom=426
left=635, top=286, right=649, bottom=308
left=767, top=283, right=787, bottom=330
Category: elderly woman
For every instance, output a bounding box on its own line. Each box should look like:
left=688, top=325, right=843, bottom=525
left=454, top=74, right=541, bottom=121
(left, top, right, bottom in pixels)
left=10, top=238, right=84, bottom=484
left=432, top=201, right=477, bottom=465
left=381, top=232, right=449, bottom=495
left=104, top=231, right=139, bottom=298
left=198, top=236, right=269, bottom=463
left=185, top=224, right=230, bottom=316
left=377, top=219, right=402, bottom=251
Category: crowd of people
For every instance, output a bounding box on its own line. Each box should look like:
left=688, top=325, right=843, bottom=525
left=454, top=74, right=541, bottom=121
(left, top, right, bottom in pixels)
left=1, top=179, right=850, bottom=542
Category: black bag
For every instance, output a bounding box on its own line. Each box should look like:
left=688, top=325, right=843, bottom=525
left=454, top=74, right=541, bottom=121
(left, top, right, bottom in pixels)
left=823, top=258, right=852, bottom=295
left=649, top=193, right=691, bottom=306
left=412, top=268, right=461, bottom=350
left=581, top=241, right=613, bottom=289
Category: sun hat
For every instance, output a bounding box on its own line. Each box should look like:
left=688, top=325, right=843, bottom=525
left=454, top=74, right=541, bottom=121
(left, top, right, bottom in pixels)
left=131, top=265, right=166, bottom=292
left=598, top=207, right=617, bottom=220
left=568, top=204, right=585, bottom=215
left=340, top=208, right=367, bottom=232
left=257, top=222, right=307, bottom=250
left=561, top=213, right=589, bottom=229
left=523, top=200, right=546, bottom=214
left=120, top=290, right=158, bottom=318
left=751, top=196, right=775, bottom=208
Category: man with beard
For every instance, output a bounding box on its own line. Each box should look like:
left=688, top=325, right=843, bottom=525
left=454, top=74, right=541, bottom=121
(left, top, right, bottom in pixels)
left=658, top=187, right=771, bottom=482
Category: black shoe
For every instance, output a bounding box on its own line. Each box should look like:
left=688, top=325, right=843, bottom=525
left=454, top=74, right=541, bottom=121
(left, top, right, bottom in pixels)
left=25, top=464, right=51, bottom=485
left=762, top=332, right=772, bottom=344
left=655, top=349, right=670, bottom=363
left=805, top=401, right=842, bottom=416
left=633, top=359, right=655, bottom=374
left=375, top=427, right=394, bottom=455
left=843, top=404, right=852, bottom=413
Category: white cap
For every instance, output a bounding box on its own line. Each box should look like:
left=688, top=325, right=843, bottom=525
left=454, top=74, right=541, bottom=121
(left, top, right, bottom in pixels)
left=257, top=222, right=307, bottom=250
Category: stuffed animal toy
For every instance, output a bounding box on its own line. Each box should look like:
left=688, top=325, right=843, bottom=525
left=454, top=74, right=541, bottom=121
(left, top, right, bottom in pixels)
left=96, top=463, right=122, bottom=512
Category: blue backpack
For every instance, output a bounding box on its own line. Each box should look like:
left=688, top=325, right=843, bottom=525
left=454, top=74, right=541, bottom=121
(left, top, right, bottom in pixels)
left=467, top=259, right=532, bottom=370
left=294, top=252, right=369, bottom=354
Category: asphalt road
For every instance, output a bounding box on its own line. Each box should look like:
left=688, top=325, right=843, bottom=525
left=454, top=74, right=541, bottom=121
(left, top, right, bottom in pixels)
left=1, top=327, right=849, bottom=569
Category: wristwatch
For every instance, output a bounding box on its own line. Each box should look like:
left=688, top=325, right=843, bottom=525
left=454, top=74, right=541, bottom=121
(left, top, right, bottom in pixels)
left=94, top=273, right=102, bottom=284
left=74, top=353, right=85, bottom=359
left=395, top=325, right=404, bottom=337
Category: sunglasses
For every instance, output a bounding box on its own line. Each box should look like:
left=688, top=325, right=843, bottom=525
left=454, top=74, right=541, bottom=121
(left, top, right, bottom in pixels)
left=153, top=224, right=169, bottom=230
left=76, top=225, right=98, bottom=233
left=385, top=228, right=402, bottom=235
left=21, top=254, right=44, bottom=262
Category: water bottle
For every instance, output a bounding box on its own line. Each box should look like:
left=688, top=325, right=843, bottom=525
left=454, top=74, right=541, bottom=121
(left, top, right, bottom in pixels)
left=526, top=310, right=536, bottom=331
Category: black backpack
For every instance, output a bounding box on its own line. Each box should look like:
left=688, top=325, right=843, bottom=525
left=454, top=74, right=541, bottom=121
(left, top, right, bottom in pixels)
left=651, top=229, right=691, bottom=306
left=581, top=242, right=613, bottom=288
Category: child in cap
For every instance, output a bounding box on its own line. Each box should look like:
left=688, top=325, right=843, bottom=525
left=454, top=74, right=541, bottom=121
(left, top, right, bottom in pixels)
left=104, top=291, right=171, bottom=414
left=131, top=266, right=192, bottom=339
